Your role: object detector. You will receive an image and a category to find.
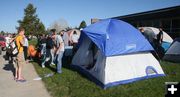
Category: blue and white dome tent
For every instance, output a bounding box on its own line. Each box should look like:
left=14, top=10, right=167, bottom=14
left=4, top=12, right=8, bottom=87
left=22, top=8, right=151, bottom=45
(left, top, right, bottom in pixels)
left=72, top=19, right=165, bottom=89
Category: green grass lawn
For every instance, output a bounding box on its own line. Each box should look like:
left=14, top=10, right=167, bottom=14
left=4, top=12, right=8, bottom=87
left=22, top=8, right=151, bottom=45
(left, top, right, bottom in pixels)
left=29, top=39, right=180, bottom=97
left=32, top=61, right=180, bottom=97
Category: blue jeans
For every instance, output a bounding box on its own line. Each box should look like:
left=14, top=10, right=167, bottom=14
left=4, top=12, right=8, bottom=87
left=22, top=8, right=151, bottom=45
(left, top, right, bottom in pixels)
left=54, top=51, right=64, bottom=73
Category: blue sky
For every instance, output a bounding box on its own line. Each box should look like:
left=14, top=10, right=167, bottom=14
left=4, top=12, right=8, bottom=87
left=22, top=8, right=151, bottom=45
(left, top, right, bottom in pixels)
left=0, top=0, right=180, bottom=33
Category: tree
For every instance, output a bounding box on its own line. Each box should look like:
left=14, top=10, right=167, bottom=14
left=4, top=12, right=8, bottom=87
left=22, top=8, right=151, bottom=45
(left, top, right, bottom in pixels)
left=49, top=18, right=69, bottom=33
left=79, top=20, right=87, bottom=29
left=0, top=31, right=5, bottom=35
left=18, top=3, right=45, bottom=35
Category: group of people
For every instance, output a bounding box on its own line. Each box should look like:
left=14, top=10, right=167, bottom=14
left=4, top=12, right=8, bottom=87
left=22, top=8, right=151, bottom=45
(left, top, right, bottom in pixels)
left=1, top=25, right=83, bottom=83
left=3, top=26, right=81, bottom=83
left=37, top=29, right=65, bottom=74
left=35, top=29, right=80, bottom=73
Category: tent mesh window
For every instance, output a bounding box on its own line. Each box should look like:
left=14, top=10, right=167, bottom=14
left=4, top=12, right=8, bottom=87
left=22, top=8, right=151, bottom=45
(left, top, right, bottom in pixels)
left=86, top=42, right=98, bottom=70
left=146, top=66, right=158, bottom=76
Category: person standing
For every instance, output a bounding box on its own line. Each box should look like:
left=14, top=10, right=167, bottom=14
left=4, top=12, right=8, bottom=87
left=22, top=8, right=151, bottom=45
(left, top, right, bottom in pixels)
left=71, top=31, right=80, bottom=55
left=154, top=28, right=163, bottom=51
left=23, top=35, right=29, bottom=63
left=15, top=27, right=26, bottom=82
left=51, top=29, right=64, bottom=74
left=5, top=34, right=12, bottom=62
left=46, top=31, right=55, bottom=66
left=157, top=28, right=163, bottom=46
left=38, top=34, right=47, bottom=68
left=61, top=30, right=69, bottom=46
left=5, top=34, right=12, bottom=48
left=156, top=28, right=164, bottom=58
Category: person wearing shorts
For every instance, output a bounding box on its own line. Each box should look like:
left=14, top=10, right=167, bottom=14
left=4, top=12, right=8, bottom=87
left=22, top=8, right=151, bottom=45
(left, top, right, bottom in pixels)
left=15, top=27, right=26, bottom=82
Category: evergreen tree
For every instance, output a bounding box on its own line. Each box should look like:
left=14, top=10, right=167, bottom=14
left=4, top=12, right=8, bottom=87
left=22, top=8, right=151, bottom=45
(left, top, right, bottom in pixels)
left=18, top=3, right=45, bottom=35
left=0, top=31, right=5, bottom=35
left=79, top=20, right=87, bottom=29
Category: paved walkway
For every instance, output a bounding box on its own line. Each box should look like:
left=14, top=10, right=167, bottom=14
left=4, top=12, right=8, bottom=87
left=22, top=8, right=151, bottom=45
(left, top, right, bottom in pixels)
left=0, top=52, right=51, bottom=97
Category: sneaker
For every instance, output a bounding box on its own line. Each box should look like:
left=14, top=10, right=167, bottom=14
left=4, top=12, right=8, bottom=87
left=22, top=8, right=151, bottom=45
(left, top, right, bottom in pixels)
left=50, top=63, right=56, bottom=66
left=46, top=57, right=50, bottom=61
left=42, top=64, right=45, bottom=68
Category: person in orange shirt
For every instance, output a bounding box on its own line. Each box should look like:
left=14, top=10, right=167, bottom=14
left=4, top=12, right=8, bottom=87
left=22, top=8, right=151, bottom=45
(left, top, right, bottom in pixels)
left=15, top=27, right=26, bottom=82
left=28, top=45, right=37, bottom=57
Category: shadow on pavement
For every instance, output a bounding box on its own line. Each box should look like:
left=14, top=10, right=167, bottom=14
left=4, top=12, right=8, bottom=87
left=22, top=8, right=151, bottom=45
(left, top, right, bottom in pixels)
left=3, top=63, right=15, bottom=77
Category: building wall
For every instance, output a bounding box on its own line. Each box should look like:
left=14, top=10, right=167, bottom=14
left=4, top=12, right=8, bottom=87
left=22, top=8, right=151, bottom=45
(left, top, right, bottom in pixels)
left=113, top=6, right=180, bottom=39
left=128, top=17, right=180, bottom=39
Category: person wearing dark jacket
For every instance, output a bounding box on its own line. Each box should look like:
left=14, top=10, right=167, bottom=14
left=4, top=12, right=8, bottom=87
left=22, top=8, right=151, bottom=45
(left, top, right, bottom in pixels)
left=157, top=28, right=163, bottom=46
left=155, top=28, right=164, bottom=58
left=46, top=33, right=55, bottom=66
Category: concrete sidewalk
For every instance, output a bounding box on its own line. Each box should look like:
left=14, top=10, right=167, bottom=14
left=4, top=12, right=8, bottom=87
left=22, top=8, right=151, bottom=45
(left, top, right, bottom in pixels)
left=0, top=52, right=51, bottom=97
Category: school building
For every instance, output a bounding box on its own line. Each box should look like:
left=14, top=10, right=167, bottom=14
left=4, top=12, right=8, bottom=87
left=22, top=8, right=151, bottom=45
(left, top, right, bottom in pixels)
left=112, top=5, right=180, bottom=39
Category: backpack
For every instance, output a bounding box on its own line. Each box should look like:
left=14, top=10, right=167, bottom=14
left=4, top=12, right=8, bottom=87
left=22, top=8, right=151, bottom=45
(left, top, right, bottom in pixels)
left=46, top=37, right=54, bottom=49
left=7, top=37, right=22, bottom=57
left=8, top=41, right=19, bottom=57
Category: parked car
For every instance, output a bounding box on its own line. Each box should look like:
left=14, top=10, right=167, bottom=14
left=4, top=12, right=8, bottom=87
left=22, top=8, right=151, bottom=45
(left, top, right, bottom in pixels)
left=0, top=36, right=6, bottom=51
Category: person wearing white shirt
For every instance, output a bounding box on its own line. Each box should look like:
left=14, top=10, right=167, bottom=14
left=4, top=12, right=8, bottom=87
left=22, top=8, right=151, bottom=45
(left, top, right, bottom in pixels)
left=5, top=34, right=12, bottom=48
left=51, top=29, right=64, bottom=74
left=61, top=31, right=69, bottom=46
left=71, top=31, right=79, bottom=55
left=23, top=35, right=29, bottom=61
left=5, top=34, right=12, bottom=63
left=71, top=31, right=79, bottom=44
